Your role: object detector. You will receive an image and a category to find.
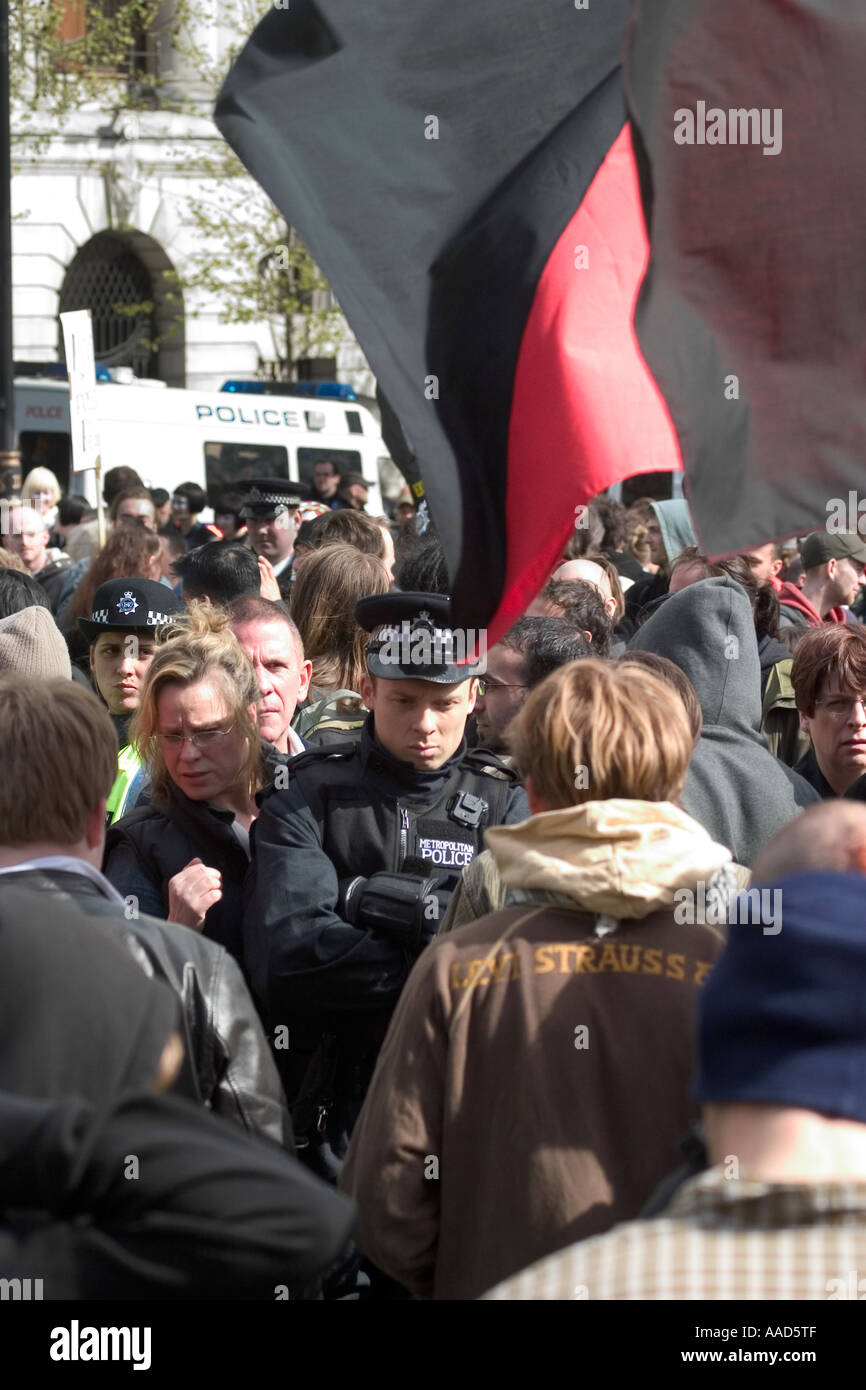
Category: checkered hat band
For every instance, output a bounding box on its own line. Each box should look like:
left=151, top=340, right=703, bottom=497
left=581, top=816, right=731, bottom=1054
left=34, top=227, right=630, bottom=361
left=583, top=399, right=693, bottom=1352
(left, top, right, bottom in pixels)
left=89, top=608, right=172, bottom=626
left=248, top=490, right=299, bottom=507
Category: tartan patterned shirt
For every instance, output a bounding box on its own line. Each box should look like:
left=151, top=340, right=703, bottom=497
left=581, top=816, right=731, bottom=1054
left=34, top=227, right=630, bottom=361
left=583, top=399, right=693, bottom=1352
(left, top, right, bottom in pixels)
left=484, top=1166, right=866, bottom=1300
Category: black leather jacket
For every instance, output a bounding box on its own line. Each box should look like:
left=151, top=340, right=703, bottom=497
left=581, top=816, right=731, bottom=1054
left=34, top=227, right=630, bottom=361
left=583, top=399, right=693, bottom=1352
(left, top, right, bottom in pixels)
left=244, top=718, right=527, bottom=1160
left=9, top=867, right=293, bottom=1151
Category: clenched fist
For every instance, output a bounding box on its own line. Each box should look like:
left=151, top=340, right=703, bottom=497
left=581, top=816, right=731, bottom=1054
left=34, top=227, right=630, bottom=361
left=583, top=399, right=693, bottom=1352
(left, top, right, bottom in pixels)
left=167, top=858, right=223, bottom=931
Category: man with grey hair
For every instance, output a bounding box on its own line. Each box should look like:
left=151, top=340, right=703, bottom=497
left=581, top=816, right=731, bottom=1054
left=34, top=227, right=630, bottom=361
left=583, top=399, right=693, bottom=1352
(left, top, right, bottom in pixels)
left=229, top=596, right=312, bottom=757
left=1, top=503, right=71, bottom=613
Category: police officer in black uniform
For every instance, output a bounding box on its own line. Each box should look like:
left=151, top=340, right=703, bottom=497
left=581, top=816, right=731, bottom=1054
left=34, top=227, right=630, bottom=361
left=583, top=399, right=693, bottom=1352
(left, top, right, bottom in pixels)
left=243, top=592, right=528, bottom=1174
left=238, top=477, right=310, bottom=600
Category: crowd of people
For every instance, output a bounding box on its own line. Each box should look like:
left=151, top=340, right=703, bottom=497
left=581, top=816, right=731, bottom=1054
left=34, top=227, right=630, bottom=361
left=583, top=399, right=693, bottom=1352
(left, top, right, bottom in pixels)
left=2, top=463, right=866, bottom=1301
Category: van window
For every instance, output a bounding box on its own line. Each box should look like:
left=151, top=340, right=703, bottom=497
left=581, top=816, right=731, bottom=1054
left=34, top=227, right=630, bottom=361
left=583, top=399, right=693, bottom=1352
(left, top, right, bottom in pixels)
left=296, top=447, right=362, bottom=490
left=19, top=432, right=72, bottom=493
left=204, top=442, right=289, bottom=504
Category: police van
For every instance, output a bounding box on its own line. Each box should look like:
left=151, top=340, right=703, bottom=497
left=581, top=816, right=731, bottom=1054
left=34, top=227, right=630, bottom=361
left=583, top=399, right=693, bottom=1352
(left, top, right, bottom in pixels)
left=13, top=378, right=387, bottom=513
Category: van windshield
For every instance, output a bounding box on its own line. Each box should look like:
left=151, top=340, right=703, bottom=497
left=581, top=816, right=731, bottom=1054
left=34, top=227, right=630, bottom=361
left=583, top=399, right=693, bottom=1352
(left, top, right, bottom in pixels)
left=204, top=442, right=289, bottom=503
left=297, top=447, right=362, bottom=490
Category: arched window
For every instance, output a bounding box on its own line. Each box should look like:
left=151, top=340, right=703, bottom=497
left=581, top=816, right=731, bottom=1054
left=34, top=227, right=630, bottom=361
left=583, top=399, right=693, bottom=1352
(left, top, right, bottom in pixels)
left=58, top=232, right=157, bottom=377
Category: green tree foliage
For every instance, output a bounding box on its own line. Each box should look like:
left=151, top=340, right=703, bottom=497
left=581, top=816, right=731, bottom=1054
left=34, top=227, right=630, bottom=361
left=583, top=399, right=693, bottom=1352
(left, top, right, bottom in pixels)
left=172, top=144, right=347, bottom=376
left=11, top=1, right=346, bottom=377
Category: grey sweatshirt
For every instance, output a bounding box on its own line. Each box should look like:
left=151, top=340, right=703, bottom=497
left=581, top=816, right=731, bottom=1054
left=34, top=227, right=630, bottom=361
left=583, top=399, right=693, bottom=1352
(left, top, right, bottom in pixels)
left=628, top=576, right=819, bottom=865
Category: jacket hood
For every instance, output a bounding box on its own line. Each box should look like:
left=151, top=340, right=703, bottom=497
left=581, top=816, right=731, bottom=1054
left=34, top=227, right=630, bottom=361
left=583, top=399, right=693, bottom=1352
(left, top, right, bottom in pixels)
left=777, top=581, right=823, bottom=626
left=627, top=576, right=820, bottom=866
left=650, top=499, right=695, bottom=568
left=484, top=799, right=732, bottom=918
left=629, top=575, right=762, bottom=733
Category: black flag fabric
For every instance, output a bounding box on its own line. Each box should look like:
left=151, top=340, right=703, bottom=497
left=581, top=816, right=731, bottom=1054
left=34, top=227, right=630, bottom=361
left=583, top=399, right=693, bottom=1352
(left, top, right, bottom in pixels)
left=216, top=1, right=681, bottom=642
left=625, top=0, right=866, bottom=557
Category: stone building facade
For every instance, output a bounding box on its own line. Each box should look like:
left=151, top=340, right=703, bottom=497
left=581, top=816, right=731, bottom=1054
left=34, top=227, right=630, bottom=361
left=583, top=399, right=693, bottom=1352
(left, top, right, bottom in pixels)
left=11, top=1, right=374, bottom=395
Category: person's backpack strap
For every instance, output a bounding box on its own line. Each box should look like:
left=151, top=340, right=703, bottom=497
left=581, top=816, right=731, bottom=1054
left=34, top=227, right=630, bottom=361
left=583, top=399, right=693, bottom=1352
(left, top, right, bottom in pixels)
left=294, top=690, right=363, bottom=738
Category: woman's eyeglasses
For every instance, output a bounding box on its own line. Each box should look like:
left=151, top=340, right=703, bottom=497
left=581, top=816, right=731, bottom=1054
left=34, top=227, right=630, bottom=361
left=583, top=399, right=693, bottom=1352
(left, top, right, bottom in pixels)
left=157, top=723, right=236, bottom=748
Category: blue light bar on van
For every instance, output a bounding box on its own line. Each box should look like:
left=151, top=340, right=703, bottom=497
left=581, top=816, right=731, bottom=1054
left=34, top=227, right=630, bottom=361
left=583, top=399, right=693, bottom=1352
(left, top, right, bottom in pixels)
left=220, top=379, right=358, bottom=402
left=14, top=361, right=112, bottom=382
left=285, top=382, right=359, bottom=402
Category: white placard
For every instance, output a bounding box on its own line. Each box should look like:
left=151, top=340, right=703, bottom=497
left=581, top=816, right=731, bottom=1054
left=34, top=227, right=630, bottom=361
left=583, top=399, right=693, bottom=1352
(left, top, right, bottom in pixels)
left=60, top=309, right=101, bottom=476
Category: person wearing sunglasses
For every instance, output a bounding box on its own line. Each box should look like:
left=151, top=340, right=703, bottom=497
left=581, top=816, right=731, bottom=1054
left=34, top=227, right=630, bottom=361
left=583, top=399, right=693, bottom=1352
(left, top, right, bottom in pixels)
left=104, top=605, right=271, bottom=965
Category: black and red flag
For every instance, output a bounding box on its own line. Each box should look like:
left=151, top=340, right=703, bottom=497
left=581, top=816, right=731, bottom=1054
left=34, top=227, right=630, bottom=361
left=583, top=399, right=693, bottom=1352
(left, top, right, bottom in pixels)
left=217, top=0, right=866, bottom=639
left=625, top=0, right=866, bottom=559
left=215, top=0, right=680, bottom=642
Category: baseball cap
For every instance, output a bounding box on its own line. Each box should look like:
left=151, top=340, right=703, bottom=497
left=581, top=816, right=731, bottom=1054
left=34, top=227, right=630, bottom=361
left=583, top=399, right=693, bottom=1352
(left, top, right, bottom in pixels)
left=800, top=531, right=866, bottom=570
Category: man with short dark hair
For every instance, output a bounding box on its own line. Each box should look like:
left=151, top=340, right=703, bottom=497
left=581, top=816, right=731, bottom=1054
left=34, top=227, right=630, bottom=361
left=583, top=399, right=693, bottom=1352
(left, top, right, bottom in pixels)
left=778, top=531, right=866, bottom=628
left=335, top=472, right=369, bottom=512
left=310, top=459, right=341, bottom=507
left=174, top=539, right=261, bottom=606
left=110, top=487, right=158, bottom=532
left=103, top=467, right=143, bottom=507
left=741, top=541, right=784, bottom=588
left=525, top=578, right=613, bottom=654
left=474, top=618, right=592, bottom=754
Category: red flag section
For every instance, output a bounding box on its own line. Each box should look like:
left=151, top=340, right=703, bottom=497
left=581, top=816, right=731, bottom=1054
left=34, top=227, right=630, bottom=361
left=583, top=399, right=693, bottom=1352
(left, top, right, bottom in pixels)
left=502, top=123, right=682, bottom=637
left=216, top=1, right=671, bottom=640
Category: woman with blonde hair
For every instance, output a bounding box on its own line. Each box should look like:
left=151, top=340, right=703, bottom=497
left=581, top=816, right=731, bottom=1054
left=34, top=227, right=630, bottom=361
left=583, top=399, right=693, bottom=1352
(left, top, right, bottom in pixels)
left=104, top=604, right=270, bottom=963
left=21, top=467, right=62, bottom=529
left=290, top=543, right=390, bottom=734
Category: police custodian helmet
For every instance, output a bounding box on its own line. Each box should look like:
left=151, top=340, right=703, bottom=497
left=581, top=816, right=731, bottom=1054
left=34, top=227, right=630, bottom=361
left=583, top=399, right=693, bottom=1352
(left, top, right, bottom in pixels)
left=356, top=591, right=486, bottom=683
left=78, top=578, right=183, bottom=643
left=238, top=477, right=310, bottom=520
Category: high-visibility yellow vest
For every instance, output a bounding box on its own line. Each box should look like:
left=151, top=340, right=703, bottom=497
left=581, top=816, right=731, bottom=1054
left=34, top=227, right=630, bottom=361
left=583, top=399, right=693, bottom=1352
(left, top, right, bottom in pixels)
left=106, top=744, right=143, bottom=825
